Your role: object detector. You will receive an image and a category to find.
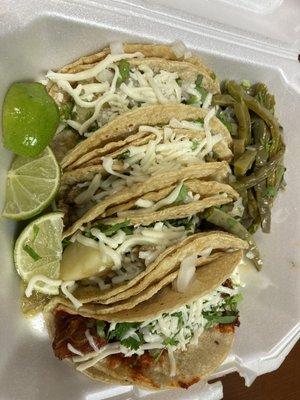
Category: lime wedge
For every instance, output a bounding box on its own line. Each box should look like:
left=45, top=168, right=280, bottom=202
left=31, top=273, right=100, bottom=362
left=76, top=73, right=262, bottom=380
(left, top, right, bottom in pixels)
left=14, top=212, right=64, bottom=288
left=2, top=146, right=60, bottom=220
left=3, top=82, right=59, bottom=157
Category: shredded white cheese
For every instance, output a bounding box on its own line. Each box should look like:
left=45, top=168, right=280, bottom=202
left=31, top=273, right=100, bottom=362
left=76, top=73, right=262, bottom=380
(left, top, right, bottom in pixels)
left=25, top=275, right=62, bottom=297
left=85, top=329, right=99, bottom=352
left=46, top=53, right=143, bottom=82
left=61, top=281, right=83, bottom=310
left=74, top=174, right=101, bottom=205
left=46, top=49, right=217, bottom=135
left=67, top=343, right=84, bottom=356
left=135, top=198, right=155, bottom=208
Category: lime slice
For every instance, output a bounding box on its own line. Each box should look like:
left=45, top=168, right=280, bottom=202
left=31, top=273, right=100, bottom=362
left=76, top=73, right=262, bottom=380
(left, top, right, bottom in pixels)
left=14, top=212, right=64, bottom=292
left=3, top=82, right=59, bottom=157
left=2, top=146, right=60, bottom=220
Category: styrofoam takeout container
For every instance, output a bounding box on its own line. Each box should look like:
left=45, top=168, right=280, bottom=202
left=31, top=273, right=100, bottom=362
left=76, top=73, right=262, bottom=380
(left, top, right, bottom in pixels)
left=0, top=0, right=299, bottom=399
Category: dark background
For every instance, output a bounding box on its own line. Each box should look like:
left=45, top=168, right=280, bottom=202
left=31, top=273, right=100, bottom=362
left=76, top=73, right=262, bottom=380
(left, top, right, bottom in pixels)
left=218, top=341, right=299, bottom=399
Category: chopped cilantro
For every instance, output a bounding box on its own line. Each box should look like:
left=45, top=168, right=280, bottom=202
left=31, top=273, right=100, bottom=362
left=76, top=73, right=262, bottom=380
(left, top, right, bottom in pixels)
left=217, top=112, right=234, bottom=134
left=191, top=139, right=199, bottom=151
left=117, top=60, right=130, bottom=87
left=224, top=293, right=243, bottom=312
left=23, top=244, right=41, bottom=261
left=197, top=87, right=208, bottom=102
left=194, top=117, right=204, bottom=124
left=174, top=184, right=189, bottom=205
left=97, top=219, right=133, bottom=237
left=116, top=150, right=130, bottom=160
left=59, top=101, right=74, bottom=121
left=171, top=311, right=184, bottom=328
left=96, top=321, right=106, bottom=338
left=167, top=217, right=193, bottom=230
left=186, top=94, right=198, bottom=105
left=83, top=228, right=96, bottom=239
left=176, top=78, right=182, bottom=86
left=121, top=332, right=144, bottom=350
left=195, top=74, right=203, bottom=89
left=163, top=337, right=178, bottom=346
left=108, top=322, right=141, bottom=341
left=62, top=238, right=71, bottom=249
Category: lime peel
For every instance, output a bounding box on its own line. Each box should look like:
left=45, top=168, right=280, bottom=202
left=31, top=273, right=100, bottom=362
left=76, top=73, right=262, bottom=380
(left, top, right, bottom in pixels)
left=3, top=82, right=59, bottom=157
left=14, top=212, right=64, bottom=289
left=2, top=146, right=60, bottom=220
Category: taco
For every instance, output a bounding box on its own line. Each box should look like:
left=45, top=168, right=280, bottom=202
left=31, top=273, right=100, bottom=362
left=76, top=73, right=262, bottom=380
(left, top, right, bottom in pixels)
left=44, top=250, right=244, bottom=389
left=59, top=103, right=232, bottom=171
left=62, top=162, right=234, bottom=235
left=61, top=231, right=247, bottom=308
left=56, top=104, right=234, bottom=230
left=47, top=43, right=219, bottom=162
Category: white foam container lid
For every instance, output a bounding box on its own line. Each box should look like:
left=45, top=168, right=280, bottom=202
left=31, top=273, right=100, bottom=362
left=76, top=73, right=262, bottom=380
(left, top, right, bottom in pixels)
left=0, top=1, right=299, bottom=399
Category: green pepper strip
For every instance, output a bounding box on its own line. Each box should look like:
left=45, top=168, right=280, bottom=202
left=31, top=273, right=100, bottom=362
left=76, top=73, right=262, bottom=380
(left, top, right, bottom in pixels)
left=234, top=149, right=257, bottom=177
left=249, top=83, right=275, bottom=112
left=252, top=116, right=272, bottom=233
left=255, top=181, right=271, bottom=233
left=232, top=150, right=284, bottom=192
left=204, top=207, right=262, bottom=270
left=253, top=117, right=270, bottom=167
left=226, top=82, right=251, bottom=146
left=246, top=189, right=261, bottom=234
left=227, top=81, right=281, bottom=156
left=212, top=94, right=236, bottom=107
left=233, top=139, right=245, bottom=160
left=247, top=188, right=258, bottom=220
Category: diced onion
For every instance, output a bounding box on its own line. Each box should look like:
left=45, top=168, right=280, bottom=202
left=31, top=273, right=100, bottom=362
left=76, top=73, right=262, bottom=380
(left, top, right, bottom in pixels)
left=96, top=68, right=114, bottom=83
left=110, top=41, right=124, bottom=55
left=175, top=254, right=197, bottom=293
left=76, top=234, right=99, bottom=249
left=135, top=199, right=154, bottom=208
left=167, top=348, right=177, bottom=377
left=171, top=40, right=187, bottom=58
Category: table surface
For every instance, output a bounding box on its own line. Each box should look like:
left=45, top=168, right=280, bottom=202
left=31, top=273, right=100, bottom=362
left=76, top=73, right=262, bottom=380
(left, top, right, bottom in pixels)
left=219, top=341, right=299, bottom=400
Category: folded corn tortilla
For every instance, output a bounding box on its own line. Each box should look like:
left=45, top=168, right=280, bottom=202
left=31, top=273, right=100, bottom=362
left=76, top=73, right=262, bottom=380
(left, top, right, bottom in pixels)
left=44, top=250, right=242, bottom=389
